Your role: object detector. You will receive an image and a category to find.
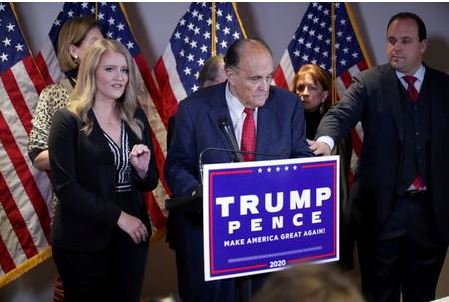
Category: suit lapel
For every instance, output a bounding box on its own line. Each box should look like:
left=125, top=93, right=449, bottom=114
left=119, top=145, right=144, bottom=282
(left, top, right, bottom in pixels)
left=427, top=69, right=443, bottom=162
left=88, top=110, right=115, bottom=164
left=206, top=85, right=276, bottom=160
left=383, top=65, right=405, bottom=144
left=255, top=96, right=274, bottom=159
left=208, top=89, right=234, bottom=150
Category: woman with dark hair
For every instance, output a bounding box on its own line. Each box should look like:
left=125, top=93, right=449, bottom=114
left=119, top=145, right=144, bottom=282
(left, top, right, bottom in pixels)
left=293, top=64, right=332, bottom=139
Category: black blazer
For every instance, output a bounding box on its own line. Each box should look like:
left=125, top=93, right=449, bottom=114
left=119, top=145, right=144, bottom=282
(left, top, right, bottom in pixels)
left=316, top=63, right=449, bottom=242
left=49, top=107, right=158, bottom=251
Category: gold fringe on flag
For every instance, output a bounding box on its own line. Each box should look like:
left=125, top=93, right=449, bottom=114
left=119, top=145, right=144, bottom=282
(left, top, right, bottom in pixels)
left=0, top=247, right=52, bottom=288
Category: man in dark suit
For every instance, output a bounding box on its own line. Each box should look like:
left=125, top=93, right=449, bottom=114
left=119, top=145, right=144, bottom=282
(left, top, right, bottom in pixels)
left=311, top=12, right=449, bottom=302
left=165, top=38, right=312, bottom=302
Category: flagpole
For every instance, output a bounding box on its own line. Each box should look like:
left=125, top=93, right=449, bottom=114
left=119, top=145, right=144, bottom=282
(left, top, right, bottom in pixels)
left=9, top=2, right=47, bottom=85
left=9, top=3, right=35, bottom=60
left=118, top=3, right=138, bottom=41
left=345, top=3, right=373, bottom=68
left=211, top=2, right=217, bottom=56
left=331, top=2, right=337, bottom=105
left=232, top=2, right=247, bottom=39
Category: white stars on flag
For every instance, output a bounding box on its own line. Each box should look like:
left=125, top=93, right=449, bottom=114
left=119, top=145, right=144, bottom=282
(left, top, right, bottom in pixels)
left=0, top=6, right=27, bottom=69
left=167, top=3, right=244, bottom=93
left=284, top=2, right=364, bottom=76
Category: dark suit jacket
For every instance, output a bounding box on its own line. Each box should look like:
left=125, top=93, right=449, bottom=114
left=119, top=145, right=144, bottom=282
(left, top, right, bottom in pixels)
left=316, top=63, right=449, bottom=242
left=165, top=82, right=313, bottom=250
left=49, top=107, right=159, bottom=251
left=166, top=82, right=313, bottom=196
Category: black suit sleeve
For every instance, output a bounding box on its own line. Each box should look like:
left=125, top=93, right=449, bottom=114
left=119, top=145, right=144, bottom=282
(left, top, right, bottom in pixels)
left=165, top=100, right=200, bottom=197
left=291, top=98, right=315, bottom=158
left=316, top=74, right=367, bottom=143
left=132, top=107, right=159, bottom=191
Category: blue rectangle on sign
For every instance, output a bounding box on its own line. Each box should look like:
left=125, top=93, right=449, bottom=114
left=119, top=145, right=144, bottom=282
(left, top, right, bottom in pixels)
left=203, top=156, right=339, bottom=280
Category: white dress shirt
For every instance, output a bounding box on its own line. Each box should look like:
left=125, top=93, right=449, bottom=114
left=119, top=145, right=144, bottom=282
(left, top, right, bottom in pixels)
left=225, top=82, right=258, bottom=148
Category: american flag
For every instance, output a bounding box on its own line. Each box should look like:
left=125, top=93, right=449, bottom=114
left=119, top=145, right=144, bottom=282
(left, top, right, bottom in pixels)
left=152, top=2, right=246, bottom=127
left=273, top=2, right=373, bottom=180
left=0, top=2, right=50, bottom=286
left=33, top=2, right=168, bottom=229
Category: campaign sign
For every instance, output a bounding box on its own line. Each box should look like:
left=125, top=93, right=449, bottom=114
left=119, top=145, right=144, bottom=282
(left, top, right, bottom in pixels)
left=203, top=156, right=339, bottom=281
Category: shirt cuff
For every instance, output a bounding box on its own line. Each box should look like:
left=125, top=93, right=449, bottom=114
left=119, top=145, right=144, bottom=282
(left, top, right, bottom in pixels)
left=317, top=136, right=335, bottom=151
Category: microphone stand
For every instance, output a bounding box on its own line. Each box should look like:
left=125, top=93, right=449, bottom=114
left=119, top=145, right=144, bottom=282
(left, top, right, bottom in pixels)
left=199, top=147, right=250, bottom=302
left=218, top=117, right=244, bottom=162
left=199, top=146, right=280, bottom=302
left=167, top=124, right=283, bottom=300
left=198, top=147, right=283, bottom=185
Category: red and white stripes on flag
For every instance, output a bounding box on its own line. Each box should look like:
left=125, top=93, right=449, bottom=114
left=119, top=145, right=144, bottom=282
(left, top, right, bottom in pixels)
left=0, top=2, right=51, bottom=286
left=273, top=2, right=372, bottom=180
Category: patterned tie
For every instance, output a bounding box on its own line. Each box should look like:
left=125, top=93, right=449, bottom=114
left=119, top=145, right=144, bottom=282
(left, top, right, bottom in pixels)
left=241, top=108, right=256, bottom=161
left=403, top=75, right=425, bottom=191
left=403, top=75, right=418, bottom=102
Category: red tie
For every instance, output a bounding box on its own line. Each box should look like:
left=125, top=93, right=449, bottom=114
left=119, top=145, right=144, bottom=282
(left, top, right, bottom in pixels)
left=241, top=108, right=256, bottom=161
left=403, top=75, right=418, bottom=102
left=403, top=75, right=425, bottom=191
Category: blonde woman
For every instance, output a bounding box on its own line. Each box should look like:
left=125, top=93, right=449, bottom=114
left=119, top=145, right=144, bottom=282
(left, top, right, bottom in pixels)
left=48, top=39, right=158, bottom=301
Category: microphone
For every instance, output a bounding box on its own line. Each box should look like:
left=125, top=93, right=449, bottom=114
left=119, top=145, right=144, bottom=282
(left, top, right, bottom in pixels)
left=218, top=117, right=244, bottom=162
left=198, top=147, right=283, bottom=185
left=166, top=147, right=283, bottom=211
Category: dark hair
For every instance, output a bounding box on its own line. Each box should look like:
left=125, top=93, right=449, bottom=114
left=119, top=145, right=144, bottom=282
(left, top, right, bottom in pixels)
left=199, top=55, right=224, bottom=87
left=387, top=12, right=427, bottom=42
left=294, top=64, right=332, bottom=113
left=224, top=38, right=273, bottom=69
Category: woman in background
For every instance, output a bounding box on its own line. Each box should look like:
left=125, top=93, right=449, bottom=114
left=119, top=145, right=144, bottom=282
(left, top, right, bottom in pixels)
left=29, top=16, right=103, bottom=171
left=48, top=39, right=158, bottom=302
left=294, top=63, right=354, bottom=270
left=28, top=16, right=103, bottom=302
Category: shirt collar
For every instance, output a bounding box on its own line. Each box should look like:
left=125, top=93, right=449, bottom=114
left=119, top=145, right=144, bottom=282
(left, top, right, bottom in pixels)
left=396, top=64, right=426, bottom=83
left=225, top=82, right=258, bottom=116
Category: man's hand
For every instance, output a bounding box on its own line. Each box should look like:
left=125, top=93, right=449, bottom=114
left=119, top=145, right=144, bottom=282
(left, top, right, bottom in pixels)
left=308, top=139, right=331, bottom=156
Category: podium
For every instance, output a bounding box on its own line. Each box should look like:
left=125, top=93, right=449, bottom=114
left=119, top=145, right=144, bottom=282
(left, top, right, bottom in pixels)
left=166, top=156, right=339, bottom=301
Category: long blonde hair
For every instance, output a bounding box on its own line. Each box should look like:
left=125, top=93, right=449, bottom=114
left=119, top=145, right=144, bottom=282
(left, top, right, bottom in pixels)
left=68, top=39, right=145, bottom=139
